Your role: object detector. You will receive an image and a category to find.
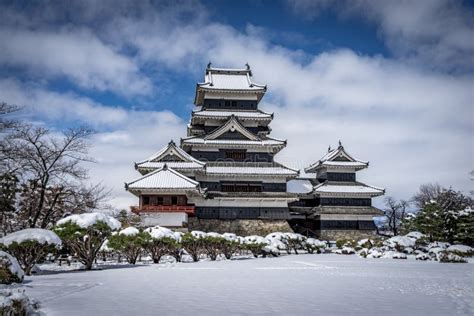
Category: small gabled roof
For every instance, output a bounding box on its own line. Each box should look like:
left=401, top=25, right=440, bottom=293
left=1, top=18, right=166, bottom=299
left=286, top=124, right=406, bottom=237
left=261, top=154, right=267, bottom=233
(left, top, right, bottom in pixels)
left=136, top=140, right=205, bottom=168
left=125, top=165, right=199, bottom=192
left=305, top=141, right=369, bottom=173
left=312, top=181, right=385, bottom=197
left=204, top=115, right=260, bottom=141
left=191, top=109, right=273, bottom=122
left=194, top=63, right=267, bottom=105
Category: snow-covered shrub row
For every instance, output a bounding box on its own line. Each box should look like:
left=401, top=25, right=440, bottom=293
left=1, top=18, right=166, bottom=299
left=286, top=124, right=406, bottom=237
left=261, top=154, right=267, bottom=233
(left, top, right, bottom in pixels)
left=0, top=251, right=24, bottom=284
left=0, top=228, right=62, bottom=275
left=0, top=289, right=41, bottom=315
left=344, top=231, right=473, bottom=263
left=95, top=227, right=329, bottom=263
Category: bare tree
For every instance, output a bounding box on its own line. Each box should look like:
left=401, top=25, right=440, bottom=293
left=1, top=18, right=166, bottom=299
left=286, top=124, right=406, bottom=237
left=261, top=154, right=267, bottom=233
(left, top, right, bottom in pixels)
left=2, top=124, right=96, bottom=228
left=412, top=183, right=442, bottom=209
left=382, top=197, right=409, bottom=236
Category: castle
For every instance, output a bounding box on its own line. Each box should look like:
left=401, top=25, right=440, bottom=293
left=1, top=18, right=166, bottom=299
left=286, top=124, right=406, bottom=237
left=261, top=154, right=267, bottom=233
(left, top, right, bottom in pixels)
left=125, top=64, right=384, bottom=239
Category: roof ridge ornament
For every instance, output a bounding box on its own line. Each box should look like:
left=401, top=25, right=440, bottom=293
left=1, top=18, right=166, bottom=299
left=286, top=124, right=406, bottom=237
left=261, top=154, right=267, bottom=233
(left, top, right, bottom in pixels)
left=245, top=63, right=250, bottom=70
left=328, top=145, right=331, bottom=152
left=163, top=163, right=168, bottom=170
left=338, top=140, right=343, bottom=148
left=207, top=62, right=212, bottom=69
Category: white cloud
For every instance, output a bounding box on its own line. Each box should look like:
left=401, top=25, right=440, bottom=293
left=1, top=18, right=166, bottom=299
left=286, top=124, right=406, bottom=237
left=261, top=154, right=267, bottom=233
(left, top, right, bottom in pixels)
left=0, top=28, right=152, bottom=96
left=286, top=0, right=474, bottom=72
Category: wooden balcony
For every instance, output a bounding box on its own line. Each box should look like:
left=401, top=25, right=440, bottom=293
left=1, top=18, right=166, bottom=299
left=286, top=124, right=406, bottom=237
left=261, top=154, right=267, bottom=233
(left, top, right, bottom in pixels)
left=131, top=205, right=195, bottom=215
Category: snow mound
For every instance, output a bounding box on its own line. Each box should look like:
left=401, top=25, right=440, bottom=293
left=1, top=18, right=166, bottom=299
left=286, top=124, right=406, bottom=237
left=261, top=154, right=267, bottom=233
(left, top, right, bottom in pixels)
left=119, top=227, right=139, bottom=236
left=367, top=249, right=383, bottom=258
left=446, top=245, right=473, bottom=255
left=222, top=233, right=238, bottom=241
left=145, top=226, right=176, bottom=240
left=0, top=228, right=62, bottom=247
left=206, top=232, right=222, bottom=238
left=416, top=253, right=430, bottom=261
left=57, top=212, right=121, bottom=230
left=0, top=289, right=40, bottom=314
left=392, top=252, right=407, bottom=259
left=0, top=251, right=24, bottom=283
left=306, top=238, right=327, bottom=248
left=384, top=236, right=415, bottom=249
left=244, top=236, right=268, bottom=245
left=190, top=231, right=207, bottom=238
left=405, top=231, right=425, bottom=240
left=334, top=247, right=355, bottom=255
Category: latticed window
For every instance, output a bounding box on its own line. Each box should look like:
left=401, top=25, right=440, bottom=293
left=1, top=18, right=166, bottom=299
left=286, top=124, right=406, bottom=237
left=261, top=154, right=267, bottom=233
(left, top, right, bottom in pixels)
left=225, top=151, right=246, bottom=160
left=221, top=183, right=262, bottom=192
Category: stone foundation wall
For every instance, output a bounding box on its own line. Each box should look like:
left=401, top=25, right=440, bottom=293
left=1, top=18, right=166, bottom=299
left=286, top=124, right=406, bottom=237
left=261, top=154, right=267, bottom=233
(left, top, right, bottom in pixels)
left=188, top=218, right=293, bottom=236
left=317, top=229, right=378, bottom=241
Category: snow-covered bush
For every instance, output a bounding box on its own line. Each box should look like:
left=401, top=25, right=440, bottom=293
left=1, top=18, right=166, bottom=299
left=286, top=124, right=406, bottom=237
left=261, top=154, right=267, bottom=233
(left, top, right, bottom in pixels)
left=108, top=227, right=149, bottom=264
left=0, top=228, right=62, bottom=275
left=415, top=253, right=430, bottom=261
left=0, top=251, right=24, bottom=284
left=282, top=233, right=306, bottom=254
left=0, top=289, right=41, bottom=315
left=366, top=248, right=383, bottom=258
left=438, top=251, right=467, bottom=263
left=392, top=252, right=408, bottom=259
left=221, top=233, right=241, bottom=259
left=336, top=238, right=356, bottom=249
left=383, top=236, right=415, bottom=252
left=143, top=226, right=180, bottom=263
left=446, top=245, right=473, bottom=257
left=54, top=212, right=121, bottom=270
left=334, top=247, right=355, bottom=255
left=244, top=236, right=268, bottom=258
left=181, top=232, right=205, bottom=262
left=305, top=238, right=326, bottom=254
left=202, top=233, right=226, bottom=261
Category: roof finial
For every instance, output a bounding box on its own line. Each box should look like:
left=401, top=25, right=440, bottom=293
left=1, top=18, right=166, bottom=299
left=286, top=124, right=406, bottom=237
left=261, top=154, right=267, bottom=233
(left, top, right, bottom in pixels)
left=169, top=139, right=175, bottom=146
left=245, top=62, right=250, bottom=70
left=328, top=145, right=331, bottom=152
left=338, top=140, right=342, bottom=148
left=207, top=61, right=212, bottom=69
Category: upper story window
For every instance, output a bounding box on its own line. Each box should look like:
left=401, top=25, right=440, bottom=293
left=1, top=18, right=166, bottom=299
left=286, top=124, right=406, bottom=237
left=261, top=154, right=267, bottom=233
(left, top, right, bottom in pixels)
left=221, top=183, right=262, bottom=192
left=225, top=150, right=246, bottom=161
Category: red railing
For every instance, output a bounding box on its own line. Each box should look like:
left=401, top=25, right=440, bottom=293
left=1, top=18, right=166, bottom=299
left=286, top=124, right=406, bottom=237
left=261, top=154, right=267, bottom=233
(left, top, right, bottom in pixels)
left=131, top=205, right=195, bottom=215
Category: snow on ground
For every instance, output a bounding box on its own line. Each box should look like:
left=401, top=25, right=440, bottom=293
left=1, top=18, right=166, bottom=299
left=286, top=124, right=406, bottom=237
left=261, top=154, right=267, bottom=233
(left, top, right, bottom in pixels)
left=23, top=254, right=473, bottom=315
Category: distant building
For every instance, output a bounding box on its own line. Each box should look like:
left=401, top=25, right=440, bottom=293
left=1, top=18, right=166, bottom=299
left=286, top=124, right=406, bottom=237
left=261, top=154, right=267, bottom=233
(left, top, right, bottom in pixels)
left=125, top=64, right=384, bottom=238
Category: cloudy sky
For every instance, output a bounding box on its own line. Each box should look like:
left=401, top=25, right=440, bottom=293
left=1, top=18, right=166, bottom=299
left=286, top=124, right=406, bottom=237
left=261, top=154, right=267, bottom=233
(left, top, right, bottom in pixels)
left=0, top=0, right=473, bottom=209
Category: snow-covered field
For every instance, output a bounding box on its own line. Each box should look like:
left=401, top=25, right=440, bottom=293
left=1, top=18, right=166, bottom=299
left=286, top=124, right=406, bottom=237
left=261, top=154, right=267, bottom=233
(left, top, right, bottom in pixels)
left=22, top=254, right=473, bottom=315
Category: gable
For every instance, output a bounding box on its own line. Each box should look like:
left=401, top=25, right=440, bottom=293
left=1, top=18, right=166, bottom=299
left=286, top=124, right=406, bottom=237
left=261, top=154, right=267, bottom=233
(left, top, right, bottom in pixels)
left=205, top=116, right=259, bottom=141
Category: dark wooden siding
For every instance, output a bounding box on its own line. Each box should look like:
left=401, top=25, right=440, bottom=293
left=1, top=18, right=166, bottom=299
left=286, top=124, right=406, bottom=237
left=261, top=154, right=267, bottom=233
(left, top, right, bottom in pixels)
left=190, top=151, right=273, bottom=162
left=203, top=99, right=258, bottom=110
left=326, top=172, right=356, bottom=182
left=320, top=198, right=371, bottom=207
left=200, top=181, right=286, bottom=192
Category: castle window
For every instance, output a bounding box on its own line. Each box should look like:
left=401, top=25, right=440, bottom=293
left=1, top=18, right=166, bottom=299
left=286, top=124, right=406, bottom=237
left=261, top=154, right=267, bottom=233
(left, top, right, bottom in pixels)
left=157, top=197, right=164, bottom=205
left=232, top=101, right=237, bottom=107
left=225, top=150, right=246, bottom=160
left=142, top=196, right=150, bottom=205
left=225, top=101, right=230, bottom=107
left=171, top=196, right=178, bottom=205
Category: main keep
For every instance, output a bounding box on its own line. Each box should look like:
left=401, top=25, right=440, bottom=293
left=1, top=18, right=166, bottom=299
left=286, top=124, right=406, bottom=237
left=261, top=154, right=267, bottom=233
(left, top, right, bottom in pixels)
left=126, top=64, right=384, bottom=239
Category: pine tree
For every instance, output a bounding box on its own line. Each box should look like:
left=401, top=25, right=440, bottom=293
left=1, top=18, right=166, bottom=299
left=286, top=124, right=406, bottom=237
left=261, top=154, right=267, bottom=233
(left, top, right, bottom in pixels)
left=414, top=202, right=443, bottom=242
left=453, top=208, right=474, bottom=246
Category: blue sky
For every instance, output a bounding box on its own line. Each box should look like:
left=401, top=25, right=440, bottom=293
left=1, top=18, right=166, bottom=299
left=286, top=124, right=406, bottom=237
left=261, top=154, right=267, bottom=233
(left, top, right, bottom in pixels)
left=0, top=0, right=473, bottom=209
